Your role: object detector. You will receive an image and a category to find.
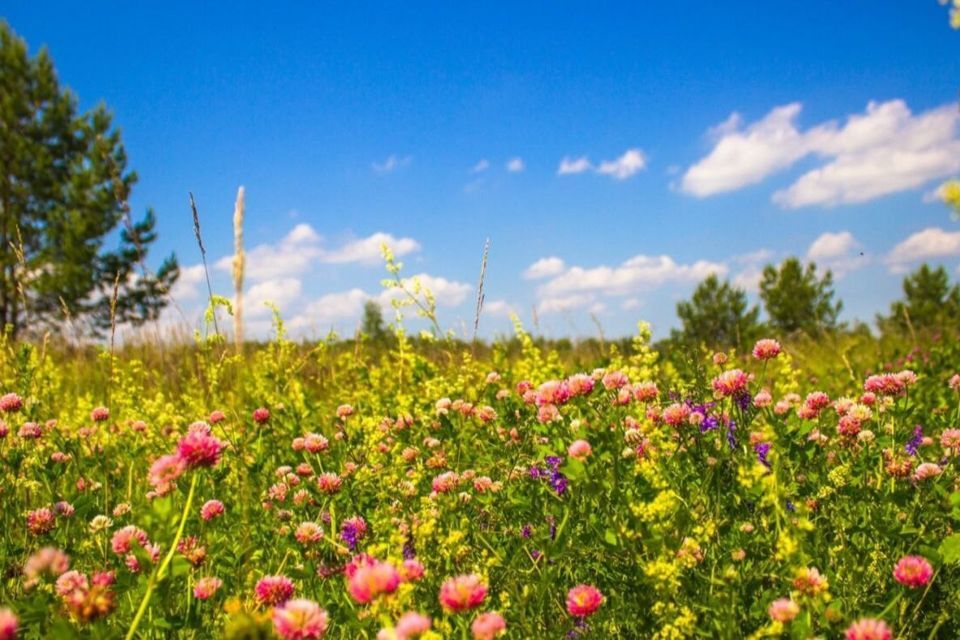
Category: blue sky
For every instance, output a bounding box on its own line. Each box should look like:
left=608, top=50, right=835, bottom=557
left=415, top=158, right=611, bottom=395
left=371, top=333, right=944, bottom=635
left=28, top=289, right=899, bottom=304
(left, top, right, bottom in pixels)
left=5, top=2, right=960, bottom=339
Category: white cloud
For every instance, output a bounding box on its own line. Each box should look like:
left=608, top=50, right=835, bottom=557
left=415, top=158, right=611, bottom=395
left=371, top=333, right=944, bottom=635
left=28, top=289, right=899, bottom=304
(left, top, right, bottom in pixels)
left=372, top=154, right=412, bottom=173
left=807, top=231, right=857, bottom=261
left=290, top=289, right=371, bottom=330
left=470, top=159, right=490, bottom=174
left=217, top=226, right=420, bottom=279
left=707, top=112, right=744, bottom=140
left=538, top=254, right=727, bottom=299
left=732, top=266, right=764, bottom=294
left=886, top=227, right=960, bottom=271
left=288, top=272, right=472, bottom=330
left=216, top=223, right=324, bottom=281
left=482, top=299, right=512, bottom=316
left=538, top=294, right=596, bottom=314
left=682, top=103, right=807, bottom=196
left=245, top=278, right=303, bottom=317
left=559, top=148, right=648, bottom=180
left=378, top=273, right=472, bottom=308
left=596, top=148, right=647, bottom=180
left=284, top=223, right=321, bottom=245
left=523, top=257, right=566, bottom=280
left=506, top=157, right=525, bottom=172
left=683, top=100, right=960, bottom=208
left=320, top=232, right=420, bottom=265
left=558, top=156, right=592, bottom=175
left=169, top=264, right=207, bottom=301
left=732, top=248, right=775, bottom=265
left=806, top=231, right=867, bottom=277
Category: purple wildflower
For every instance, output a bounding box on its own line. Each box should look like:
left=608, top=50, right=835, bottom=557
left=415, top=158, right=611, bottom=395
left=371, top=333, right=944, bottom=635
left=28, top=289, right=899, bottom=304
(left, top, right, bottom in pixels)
left=726, top=420, right=738, bottom=450
left=754, top=442, right=771, bottom=468
left=905, top=426, right=923, bottom=456
left=734, top=392, right=752, bottom=411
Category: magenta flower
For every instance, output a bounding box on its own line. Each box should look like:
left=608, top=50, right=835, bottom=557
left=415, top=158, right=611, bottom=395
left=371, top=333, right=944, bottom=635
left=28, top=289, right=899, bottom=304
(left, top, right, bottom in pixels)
left=25, top=508, right=55, bottom=535
left=393, top=611, right=431, bottom=639
left=471, top=612, right=506, bottom=640
left=0, top=607, right=18, bottom=640
left=176, top=422, right=226, bottom=468
left=845, top=618, right=893, bottom=640
left=110, top=525, right=149, bottom=555
left=273, top=599, right=329, bottom=639
left=767, top=598, right=799, bottom=622
left=255, top=575, right=295, bottom=606
left=0, top=393, right=23, bottom=413
left=347, top=559, right=400, bottom=604
left=752, top=338, right=782, bottom=360
left=566, top=584, right=603, bottom=617
left=193, top=576, right=223, bottom=600
left=892, top=556, right=933, bottom=588
left=149, top=454, right=187, bottom=495
left=200, top=499, right=225, bottom=521
left=439, top=575, right=487, bottom=613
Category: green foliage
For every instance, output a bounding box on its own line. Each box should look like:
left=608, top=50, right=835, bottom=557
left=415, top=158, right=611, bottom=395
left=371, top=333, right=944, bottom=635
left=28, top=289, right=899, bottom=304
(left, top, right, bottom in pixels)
left=880, top=264, right=960, bottom=336
left=360, top=300, right=387, bottom=342
left=760, top=257, right=842, bottom=336
left=0, top=21, right=177, bottom=338
left=671, top=274, right=761, bottom=352
left=2, top=320, right=960, bottom=638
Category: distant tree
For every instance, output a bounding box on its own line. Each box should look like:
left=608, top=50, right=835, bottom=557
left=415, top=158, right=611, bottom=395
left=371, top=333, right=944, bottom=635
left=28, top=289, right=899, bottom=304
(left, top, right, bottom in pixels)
left=0, top=22, right=177, bottom=338
left=671, top=274, right=761, bottom=352
left=361, top=300, right=387, bottom=341
left=759, top=258, right=841, bottom=335
left=879, top=264, right=960, bottom=335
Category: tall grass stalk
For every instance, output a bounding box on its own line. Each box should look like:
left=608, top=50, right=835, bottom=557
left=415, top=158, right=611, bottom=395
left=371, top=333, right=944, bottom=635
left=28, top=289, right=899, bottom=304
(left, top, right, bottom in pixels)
left=189, top=193, right=219, bottom=337
left=232, top=186, right=246, bottom=353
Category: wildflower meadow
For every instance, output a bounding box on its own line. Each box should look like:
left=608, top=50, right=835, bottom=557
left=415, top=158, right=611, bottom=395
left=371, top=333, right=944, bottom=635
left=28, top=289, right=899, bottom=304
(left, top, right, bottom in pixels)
left=3, top=4, right=960, bottom=639
left=1, top=287, right=960, bottom=638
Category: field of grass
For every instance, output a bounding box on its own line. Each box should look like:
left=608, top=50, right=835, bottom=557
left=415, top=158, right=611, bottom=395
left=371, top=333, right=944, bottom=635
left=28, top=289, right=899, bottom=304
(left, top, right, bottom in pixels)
left=1, top=313, right=959, bottom=639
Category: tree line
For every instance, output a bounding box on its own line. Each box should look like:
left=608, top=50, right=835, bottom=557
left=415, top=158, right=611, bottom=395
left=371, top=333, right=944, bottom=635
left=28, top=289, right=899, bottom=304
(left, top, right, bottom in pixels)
left=669, top=260, right=960, bottom=352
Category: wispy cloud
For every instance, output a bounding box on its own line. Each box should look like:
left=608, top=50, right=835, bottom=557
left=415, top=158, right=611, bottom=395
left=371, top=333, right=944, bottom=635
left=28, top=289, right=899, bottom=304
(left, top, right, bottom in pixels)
left=806, top=231, right=867, bottom=277
left=886, top=227, right=960, bottom=272
left=372, top=154, right=412, bottom=173
left=558, top=148, right=647, bottom=180
left=557, top=156, right=592, bottom=175
left=596, top=148, right=647, bottom=180
left=470, top=159, right=490, bottom=174
left=506, top=157, right=525, bottom=172
left=523, top=257, right=566, bottom=280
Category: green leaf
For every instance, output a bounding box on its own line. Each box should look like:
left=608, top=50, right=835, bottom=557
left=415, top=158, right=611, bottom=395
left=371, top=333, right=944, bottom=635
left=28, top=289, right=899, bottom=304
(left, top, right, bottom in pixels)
left=939, top=533, right=960, bottom=564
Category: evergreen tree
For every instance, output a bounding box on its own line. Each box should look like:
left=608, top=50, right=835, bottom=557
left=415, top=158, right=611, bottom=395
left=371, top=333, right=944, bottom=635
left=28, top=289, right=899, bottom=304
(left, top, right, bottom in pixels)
left=880, top=264, right=960, bottom=335
left=672, top=274, right=761, bottom=351
left=759, top=258, right=841, bottom=335
left=361, top=300, right=387, bottom=341
left=0, top=22, right=177, bottom=337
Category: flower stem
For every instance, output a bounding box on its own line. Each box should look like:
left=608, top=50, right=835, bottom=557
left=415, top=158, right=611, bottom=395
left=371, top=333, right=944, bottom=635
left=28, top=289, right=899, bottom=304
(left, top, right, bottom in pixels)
left=125, top=471, right=199, bottom=640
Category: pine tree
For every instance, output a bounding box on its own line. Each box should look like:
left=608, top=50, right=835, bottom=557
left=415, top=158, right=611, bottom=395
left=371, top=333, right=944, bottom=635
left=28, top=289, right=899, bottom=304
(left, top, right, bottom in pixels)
left=880, top=264, right=960, bottom=335
left=759, top=258, right=841, bottom=335
left=0, top=22, right=177, bottom=337
left=672, top=274, right=761, bottom=351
